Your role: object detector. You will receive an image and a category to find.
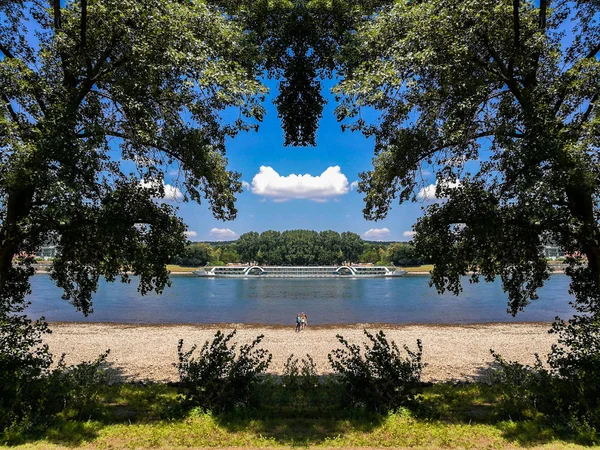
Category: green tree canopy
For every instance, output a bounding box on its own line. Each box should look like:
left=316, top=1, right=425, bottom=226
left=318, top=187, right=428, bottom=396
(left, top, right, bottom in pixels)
left=235, top=231, right=260, bottom=263
left=172, top=243, right=212, bottom=267
left=388, top=243, right=426, bottom=267
left=0, top=0, right=266, bottom=314
left=231, top=230, right=370, bottom=265
left=340, top=231, right=365, bottom=263
left=335, top=0, right=600, bottom=408
left=336, top=0, right=600, bottom=315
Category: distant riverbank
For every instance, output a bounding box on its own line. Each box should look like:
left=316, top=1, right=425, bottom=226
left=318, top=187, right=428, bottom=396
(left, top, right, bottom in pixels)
left=44, top=322, right=557, bottom=383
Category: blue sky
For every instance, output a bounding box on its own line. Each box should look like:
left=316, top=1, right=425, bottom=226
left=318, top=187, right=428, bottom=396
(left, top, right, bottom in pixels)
left=17, top=6, right=441, bottom=244
left=166, top=78, right=438, bottom=242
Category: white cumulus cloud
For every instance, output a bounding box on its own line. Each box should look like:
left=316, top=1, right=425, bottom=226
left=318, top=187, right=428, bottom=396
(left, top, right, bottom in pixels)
left=163, top=183, right=183, bottom=201
left=350, top=180, right=359, bottom=191
left=417, top=184, right=437, bottom=200
left=417, top=180, right=460, bottom=201
left=250, top=166, right=350, bottom=201
left=362, top=228, right=391, bottom=240
left=209, top=228, right=239, bottom=241
left=403, top=231, right=416, bottom=238
left=140, top=180, right=183, bottom=201
left=185, top=230, right=198, bottom=239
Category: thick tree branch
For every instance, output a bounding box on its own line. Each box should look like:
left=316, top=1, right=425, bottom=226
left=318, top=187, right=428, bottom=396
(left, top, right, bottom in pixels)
left=412, top=130, right=518, bottom=166
left=513, top=0, right=520, bottom=50
left=580, top=93, right=598, bottom=126
left=53, top=0, right=61, bottom=30
left=0, top=185, right=35, bottom=295
left=521, top=0, right=547, bottom=89
left=80, top=0, right=88, bottom=51
left=1, top=92, right=19, bottom=124
left=0, top=42, right=15, bottom=60
left=104, top=130, right=182, bottom=163
left=478, top=34, right=525, bottom=105
left=586, top=41, right=600, bottom=60
left=74, top=33, right=124, bottom=108
left=508, top=0, right=520, bottom=75
left=539, top=0, right=547, bottom=31
left=554, top=41, right=600, bottom=116
left=53, top=0, right=78, bottom=89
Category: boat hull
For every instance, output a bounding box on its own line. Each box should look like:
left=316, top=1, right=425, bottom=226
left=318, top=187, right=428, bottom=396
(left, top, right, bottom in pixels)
left=193, top=268, right=407, bottom=278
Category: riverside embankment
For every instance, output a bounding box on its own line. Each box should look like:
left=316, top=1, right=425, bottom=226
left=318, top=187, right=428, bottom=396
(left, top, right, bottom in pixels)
left=44, top=322, right=557, bottom=383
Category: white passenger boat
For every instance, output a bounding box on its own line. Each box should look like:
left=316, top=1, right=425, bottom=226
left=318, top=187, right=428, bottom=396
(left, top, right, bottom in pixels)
left=193, top=265, right=407, bottom=278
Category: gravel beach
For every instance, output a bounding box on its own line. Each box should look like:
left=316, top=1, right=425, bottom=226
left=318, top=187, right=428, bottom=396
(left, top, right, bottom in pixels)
left=44, top=322, right=558, bottom=383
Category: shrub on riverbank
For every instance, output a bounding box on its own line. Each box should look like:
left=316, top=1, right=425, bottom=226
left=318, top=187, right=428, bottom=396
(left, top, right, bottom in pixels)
left=0, top=315, right=109, bottom=431
left=175, top=330, right=272, bottom=413
left=328, top=330, right=424, bottom=413
left=491, top=344, right=600, bottom=435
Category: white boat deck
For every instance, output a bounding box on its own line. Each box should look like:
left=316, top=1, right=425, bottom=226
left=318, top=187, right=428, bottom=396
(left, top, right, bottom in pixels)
left=194, top=265, right=406, bottom=278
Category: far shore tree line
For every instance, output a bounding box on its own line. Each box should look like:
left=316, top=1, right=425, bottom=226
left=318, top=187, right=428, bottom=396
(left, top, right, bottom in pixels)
left=170, top=230, right=430, bottom=267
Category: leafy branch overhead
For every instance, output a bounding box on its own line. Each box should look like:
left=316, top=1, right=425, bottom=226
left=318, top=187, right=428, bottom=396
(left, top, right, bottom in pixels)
left=1, top=1, right=599, bottom=366
left=0, top=0, right=390, bottom=313
left=0, top=0, right=267, bottom=313
left=335, top=0, right=600, bottom=316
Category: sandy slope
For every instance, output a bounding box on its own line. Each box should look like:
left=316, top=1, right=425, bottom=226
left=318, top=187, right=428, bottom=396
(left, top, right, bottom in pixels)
left=43, top=322, right=557, bottom=383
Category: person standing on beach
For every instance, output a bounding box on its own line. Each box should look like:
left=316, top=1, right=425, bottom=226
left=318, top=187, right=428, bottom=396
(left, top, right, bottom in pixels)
left=295, top=313, right=301, bottom=332
left=301, top=312, right=307, bottom=330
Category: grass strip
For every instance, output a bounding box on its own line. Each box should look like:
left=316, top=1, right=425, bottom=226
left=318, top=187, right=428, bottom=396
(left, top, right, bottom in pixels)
left=3, top=383, right=598, bottom=449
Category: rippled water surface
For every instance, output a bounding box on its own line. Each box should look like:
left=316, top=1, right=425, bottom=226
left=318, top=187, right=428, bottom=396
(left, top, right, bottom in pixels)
left=26, top=274, right=574, bottom=324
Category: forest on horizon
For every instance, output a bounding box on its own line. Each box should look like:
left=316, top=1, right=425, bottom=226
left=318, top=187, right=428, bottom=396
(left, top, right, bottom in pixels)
left=173, top=230, right=427, bottom=267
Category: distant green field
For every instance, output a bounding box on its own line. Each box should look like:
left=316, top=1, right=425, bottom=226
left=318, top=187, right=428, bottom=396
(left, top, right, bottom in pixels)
left=166, top=265, right=202, bottom=273
left=401, top=265, right=435, bottom=273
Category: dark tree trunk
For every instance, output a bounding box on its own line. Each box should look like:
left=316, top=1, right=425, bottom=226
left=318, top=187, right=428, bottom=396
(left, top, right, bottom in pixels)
left=565, top=186, right=600, bottom=290
left=0, top=187, right=34, bottom=295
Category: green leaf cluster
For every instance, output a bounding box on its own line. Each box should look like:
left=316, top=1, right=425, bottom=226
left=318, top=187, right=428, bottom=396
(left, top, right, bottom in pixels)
left=175, top=330, right=272, bottom=413
left=235, top=229, right=365, bottom=265
left=328, top=330, right=424, bottom=413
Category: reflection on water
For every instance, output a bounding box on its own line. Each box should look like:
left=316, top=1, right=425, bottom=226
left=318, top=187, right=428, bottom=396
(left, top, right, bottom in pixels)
left=26, top=274, right=573, bottom=325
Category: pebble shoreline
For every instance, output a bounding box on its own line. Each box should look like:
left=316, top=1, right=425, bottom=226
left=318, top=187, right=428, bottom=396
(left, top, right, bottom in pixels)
left=44, top=322, right=558, bottom=383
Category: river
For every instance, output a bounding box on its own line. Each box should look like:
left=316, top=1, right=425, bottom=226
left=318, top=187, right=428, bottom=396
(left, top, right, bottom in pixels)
left=25, top=273, right=575, bottom=325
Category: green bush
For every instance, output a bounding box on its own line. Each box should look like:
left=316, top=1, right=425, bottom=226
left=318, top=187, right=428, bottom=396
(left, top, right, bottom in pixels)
left=491, top=342, right=600, bottom=433
left=49, top=351, right=111, bottom=419
left=489, top=352, right=554, bottom=420
left=328, top=330, right=424, bottom=413
left=175, top=330, right=272, bottom=413
left=0, top=314, right=110, bottom=431
left=0, top=315, right=54, bottom=430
